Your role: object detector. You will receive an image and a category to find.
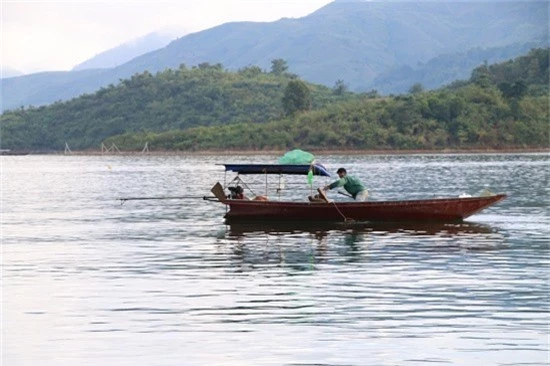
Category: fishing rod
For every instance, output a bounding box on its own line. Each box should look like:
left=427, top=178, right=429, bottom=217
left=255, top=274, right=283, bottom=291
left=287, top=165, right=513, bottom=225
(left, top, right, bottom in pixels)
left=119, top=187, right=353, bottom=205
left=118, top=195, right=217, bottom=205
left=120, top=189, right=352, bottom=203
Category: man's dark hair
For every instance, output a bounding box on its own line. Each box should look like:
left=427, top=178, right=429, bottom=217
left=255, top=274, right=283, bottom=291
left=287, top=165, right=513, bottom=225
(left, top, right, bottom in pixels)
left=337, top=168, right=347, bottom=174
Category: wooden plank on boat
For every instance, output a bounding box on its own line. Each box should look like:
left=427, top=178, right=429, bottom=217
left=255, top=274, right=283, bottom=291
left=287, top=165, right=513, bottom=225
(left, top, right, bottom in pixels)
left=211, top=182, right=227, bottom=202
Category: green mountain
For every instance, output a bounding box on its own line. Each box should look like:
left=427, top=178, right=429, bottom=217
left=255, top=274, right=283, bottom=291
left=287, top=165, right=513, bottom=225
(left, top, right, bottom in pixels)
left=2, top=49, right=548, bottom=152
left=1, top=0, right=547, bottom=111
left=103, top=49, right=549, bottom=152
left=0, top=63, right=358, bottom=151
left=104, top=49, right=548, bottom=152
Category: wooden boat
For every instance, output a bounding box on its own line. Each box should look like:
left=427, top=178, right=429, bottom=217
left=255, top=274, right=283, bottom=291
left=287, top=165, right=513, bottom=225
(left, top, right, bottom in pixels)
left=208, top=164, right=507, bottom=223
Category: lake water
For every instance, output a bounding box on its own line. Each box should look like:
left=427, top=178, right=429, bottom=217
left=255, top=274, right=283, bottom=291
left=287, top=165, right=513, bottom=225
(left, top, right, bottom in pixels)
left=2, top=153, right=548, bottom=366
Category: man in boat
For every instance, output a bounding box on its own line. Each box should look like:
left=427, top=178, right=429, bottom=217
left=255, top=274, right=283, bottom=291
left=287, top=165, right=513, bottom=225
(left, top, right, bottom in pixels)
left=323, top=167, right=368, bottom=201
left=228, top=185, right=247, bottom=199
left=228, top=185, right=268, bottom=201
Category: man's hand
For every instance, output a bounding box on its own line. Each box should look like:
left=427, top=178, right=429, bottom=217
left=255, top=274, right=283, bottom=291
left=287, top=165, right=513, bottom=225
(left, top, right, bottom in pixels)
left=323, top=185, right=329, bottom=191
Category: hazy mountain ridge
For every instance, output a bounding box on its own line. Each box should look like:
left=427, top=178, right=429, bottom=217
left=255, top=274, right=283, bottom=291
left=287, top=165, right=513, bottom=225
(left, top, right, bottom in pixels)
left=72, top=31, right=182, bottom=71
left=1, top=0, right=547, bottom=112
left=1, top=66, right=24, bottom=79
left=373, top=41, right=547, bottom=94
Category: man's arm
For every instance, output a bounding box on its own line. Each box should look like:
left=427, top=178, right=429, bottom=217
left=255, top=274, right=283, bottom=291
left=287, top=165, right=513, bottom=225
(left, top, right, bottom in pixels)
left=323, top=178, right=345, bottom=191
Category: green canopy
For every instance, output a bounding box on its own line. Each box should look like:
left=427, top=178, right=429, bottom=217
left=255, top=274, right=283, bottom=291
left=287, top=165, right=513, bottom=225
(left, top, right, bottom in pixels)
left=278, top=149, right=315, bottom=165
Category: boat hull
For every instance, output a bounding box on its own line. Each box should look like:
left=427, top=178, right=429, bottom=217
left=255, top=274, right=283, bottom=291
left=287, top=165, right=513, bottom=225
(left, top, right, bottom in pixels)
left=223, top=194, right=507, bottom=223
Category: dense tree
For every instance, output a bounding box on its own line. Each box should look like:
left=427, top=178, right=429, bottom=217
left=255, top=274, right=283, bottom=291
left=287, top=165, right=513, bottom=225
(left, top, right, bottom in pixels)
left=332, top=79, right=348, bottom=95
left=238, top=65, right=263, bottom=77
left=270, top=59, right=289, bottom=76
left=498, top=81, right=528, bottom=100
left=282, top=80, right=312, bottom=116
left=409, top=83, right=425, bottom=94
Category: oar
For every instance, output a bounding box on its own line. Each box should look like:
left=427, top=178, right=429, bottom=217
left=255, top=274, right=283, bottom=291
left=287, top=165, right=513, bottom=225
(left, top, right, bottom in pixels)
left=337, top=191, right=353, bottom=198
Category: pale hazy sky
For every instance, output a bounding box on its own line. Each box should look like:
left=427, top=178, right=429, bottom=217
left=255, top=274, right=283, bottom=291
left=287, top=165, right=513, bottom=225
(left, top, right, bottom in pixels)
left=2, top=0, right=333, bottom=74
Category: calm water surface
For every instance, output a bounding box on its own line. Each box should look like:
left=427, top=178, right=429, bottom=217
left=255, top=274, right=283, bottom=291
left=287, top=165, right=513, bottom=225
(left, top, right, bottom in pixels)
left=2, top=153, right=548, bottom=365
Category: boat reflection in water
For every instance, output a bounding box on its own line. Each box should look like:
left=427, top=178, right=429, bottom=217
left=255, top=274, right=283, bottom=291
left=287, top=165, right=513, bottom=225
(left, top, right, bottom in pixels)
left=225, top=219, right=497, bottom=237
left=220, top=220, right=507, bottom=270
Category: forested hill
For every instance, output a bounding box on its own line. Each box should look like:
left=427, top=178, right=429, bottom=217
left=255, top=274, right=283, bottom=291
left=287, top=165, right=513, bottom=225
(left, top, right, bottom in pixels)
left=0, top=62, right=359, bottom=150
left=102, top=48, right=547, bottom=152
left=1, top=49, right=548, bottom=152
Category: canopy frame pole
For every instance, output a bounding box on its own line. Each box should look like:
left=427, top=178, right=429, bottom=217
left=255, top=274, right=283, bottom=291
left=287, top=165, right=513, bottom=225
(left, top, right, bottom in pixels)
left=225, top=174, right=256, bottom=197
left=278, top=174, right=282, bottom=201
left=238, top=175, right=255, bottom=196
left=224, top=171, right=228, bottom=214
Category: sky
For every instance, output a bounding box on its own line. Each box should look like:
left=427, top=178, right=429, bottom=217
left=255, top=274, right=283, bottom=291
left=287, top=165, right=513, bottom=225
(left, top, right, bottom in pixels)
left=2, top=0, right=333, bottom=74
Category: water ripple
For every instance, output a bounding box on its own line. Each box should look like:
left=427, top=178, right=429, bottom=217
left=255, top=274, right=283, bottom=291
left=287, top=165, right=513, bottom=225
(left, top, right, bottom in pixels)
left=2, top=153, right=549, bottom=366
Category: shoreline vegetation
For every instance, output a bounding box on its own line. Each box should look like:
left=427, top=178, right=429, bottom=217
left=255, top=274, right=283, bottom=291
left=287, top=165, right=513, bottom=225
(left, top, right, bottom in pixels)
left=4, top=147, right=548, bottom=156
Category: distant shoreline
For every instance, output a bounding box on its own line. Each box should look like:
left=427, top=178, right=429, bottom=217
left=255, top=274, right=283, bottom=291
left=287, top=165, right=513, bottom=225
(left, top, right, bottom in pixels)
left=5, top=147, right=549, bottom=156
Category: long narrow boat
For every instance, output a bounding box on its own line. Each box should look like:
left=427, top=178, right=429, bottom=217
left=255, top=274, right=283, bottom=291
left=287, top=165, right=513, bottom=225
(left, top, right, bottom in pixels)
left=208, top=164, right=507, bottom=223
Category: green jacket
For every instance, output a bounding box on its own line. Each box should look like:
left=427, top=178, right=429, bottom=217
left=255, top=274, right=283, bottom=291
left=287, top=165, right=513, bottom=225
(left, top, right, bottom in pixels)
left=328, top=175, right=366, bottom=198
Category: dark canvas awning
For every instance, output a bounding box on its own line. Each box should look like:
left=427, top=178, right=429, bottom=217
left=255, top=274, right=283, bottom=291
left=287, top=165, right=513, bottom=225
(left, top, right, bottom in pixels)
left=222, top=164, right=331, bottom=177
